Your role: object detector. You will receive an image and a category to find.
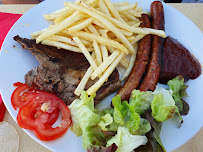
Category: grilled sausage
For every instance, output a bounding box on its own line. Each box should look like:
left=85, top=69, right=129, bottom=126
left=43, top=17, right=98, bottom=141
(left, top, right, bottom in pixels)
left=117, top=14, right=152, bottom=101
left=139, top=1, right=165, bottom=91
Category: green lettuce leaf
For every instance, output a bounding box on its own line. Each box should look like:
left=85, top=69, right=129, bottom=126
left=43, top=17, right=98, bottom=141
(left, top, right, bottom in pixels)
left=151, top=87, right=176, bottom=122
left=112, top=95, right=140, bottom=134
left=68, top=91, right=106, bottom=150
left=135, top=118, right=151, bottom=135
left=112, top=95, right=125, bottom=125
left=167, top=76, right=188, bottom=111
left=99, top=113, right=115, bottom=131
left=129, top=90, right=154, bottom=115
left=107, top=127, right=148, bottom=152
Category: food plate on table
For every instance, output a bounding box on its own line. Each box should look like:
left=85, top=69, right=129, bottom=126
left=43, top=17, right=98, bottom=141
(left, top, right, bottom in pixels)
left=0, top=0, right=203, bottom=151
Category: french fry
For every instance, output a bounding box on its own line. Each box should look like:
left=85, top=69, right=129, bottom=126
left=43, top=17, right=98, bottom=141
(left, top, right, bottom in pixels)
left=128, top=10, right=141, bottom=18
left=47, top=35, right=77, bottom=46
left=118, top=28, right=133, bottom=36
left=143, top=28, right=166, bottom=38
left=126, top=36, right=136, bottom=42
left=131, top=34, right=145, bottom=45
left=92, top=19, right=106, bottom=29
left=49, top=7, right=69, bottom=15
left=121, top=43, right=138, bottom=81
left=86, top=0, right=99, bottom=6
left=67, top=2, right=134, bottom=54
left=131, top=22, right=141, bottom=28
left=108, top=29, right=133, bottom=37
left=140, top=11, right=150, bottom=15
left=73, top=37, right=98, bottom=70
left=79, top=2, right=150, bottom=35
left=64, top=30, right=129, bottom=54
left=54, top=8, right=75, bottom=24
left=43, top=14, right=58, bottom=20
left=68, top=18, right=88, bottom=28
left=127, top=20, right=137, bottom=26
left=116, top=3, right=138, bottom=12
left=93, top=40, right=103, bottom=66
left=121, top=15, right=129, bottom=22
left=87, top=52, right=125, bottom=95
left=36, top=11, right=84, bottom=43
left=107, top=46, right=129, bottom=69
left=99, top=0, right=111, bottom=16
left=74, top=66, right=94, bottom=96
left=120, top=59, right=129, bottom=69
left=91, top=51, right=119, bottom=80
left=99, top=30, right=109, bottom=61
left=113, top=2, right=129, bottom=7
left=31, top=28, right=49, bottom=38
left=83, top=27, right=90, bottom=33
left=103, top=0, right=125, bottom=23
left=41, top=39, right=93, bottom=53
left=68, top=18, right=93, bottom=32
left=91, top=51, right=96, bottom=59
left=121, top=12, right=140, bottom=22
left=100, top=44, right=108, bottom=61
left=87, top=24, right=100, bottom=36
left=103, top=30, right=130, bottom=67
left=135, top=7, right=143, bottom=12
left=122, top=56, right=129, bottom=65
left=43, top=7, right=70, bottom=21
left=56, top=32, right=91, bottom=46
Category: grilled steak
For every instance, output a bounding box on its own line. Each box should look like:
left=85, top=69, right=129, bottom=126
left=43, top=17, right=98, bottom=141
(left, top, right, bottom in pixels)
left=14, top=35, right=121, bottom=105
left=159, top=36, right=202, bottom=84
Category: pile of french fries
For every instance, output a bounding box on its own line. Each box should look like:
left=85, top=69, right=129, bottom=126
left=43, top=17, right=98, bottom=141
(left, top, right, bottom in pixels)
left=31, top=0, right=166, bottom=96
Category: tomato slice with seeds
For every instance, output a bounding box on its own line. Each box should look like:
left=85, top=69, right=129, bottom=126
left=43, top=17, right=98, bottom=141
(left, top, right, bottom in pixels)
left=12, top=83, right=59, bottom=127
left=17, top=92, right=72, bottom=141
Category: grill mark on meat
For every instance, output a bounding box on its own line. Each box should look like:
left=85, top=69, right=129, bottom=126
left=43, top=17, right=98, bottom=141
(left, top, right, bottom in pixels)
left=14, top=35, right=121, bottom=105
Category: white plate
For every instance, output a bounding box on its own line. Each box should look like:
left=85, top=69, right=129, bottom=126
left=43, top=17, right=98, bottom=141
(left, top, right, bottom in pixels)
left=0, top=0, right=203, bottom=151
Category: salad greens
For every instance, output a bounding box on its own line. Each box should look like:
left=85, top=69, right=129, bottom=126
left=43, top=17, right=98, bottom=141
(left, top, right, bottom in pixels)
left=135, top=118, right=151, bottom=136
left=68, top=92, right=106, bottom=149
left=68, top=76, right=188, bottom=152
left=151, top=86, right=176, bottom=122
left=107, top=127, right=148, bottom=152
left=167, top=76, right=188, bottom=112
left=112, top=95, right=140, bottom=134
left=129, top=90, right=154, bottom=115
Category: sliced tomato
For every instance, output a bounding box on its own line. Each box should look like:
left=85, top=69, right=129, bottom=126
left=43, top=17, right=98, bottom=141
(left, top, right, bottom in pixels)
left=11, top=83, right=40, bottom=110
left=13, top=82, right=24, bottom=87
left=17, top=92, right=72, bottom=141
left=12, top=82, right=59, bottom=127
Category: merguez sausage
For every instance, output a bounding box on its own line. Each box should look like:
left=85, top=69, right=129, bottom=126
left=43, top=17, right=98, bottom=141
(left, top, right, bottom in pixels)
left=139, top=1, right=165, bottom=92
left=117, top=14, right=152, bottom=101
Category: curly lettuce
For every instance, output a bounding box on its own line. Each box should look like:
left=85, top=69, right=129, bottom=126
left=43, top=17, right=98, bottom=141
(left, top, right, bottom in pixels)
left=112, top=95, right=140, bottom=135
left=167, top=75, right=188, bottom=112
left=107, top=127, right=148, bottom=152
left=135, top=118, right=151, bottom=136
left=68, top=91, right=106, bottom=150
left=151, top=86, right=176, bottom=122
left=129, top=90, right=154, bottom=115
